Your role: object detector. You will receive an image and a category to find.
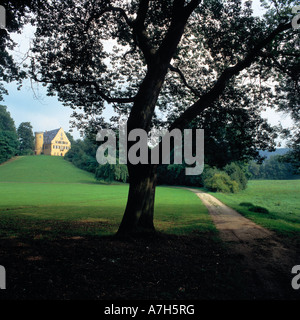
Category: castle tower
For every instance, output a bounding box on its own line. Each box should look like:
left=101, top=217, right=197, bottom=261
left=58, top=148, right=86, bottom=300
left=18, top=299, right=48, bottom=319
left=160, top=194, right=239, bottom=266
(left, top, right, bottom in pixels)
left=35, top=132, right=44, bottom=155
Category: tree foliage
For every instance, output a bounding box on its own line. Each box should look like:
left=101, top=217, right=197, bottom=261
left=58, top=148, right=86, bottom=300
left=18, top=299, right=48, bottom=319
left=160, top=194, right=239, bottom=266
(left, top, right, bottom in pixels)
left=248, top=155, right=297, bottom=179
left=223, top=162, right=248, bottom=190
left=64, top=136, right=99, bottom=173
left=17, top=121, right=34, bottom=155
left=0, top=0, right=34, bottom=100
left=95, top=163, right=128, bottom=183
left=203, top=172, right=239, bottom=193
left=201, top=162, right=248, bottom=193
left=0, top=104, right=19, bottom=163
left=280, top=144, right=300, bottom=174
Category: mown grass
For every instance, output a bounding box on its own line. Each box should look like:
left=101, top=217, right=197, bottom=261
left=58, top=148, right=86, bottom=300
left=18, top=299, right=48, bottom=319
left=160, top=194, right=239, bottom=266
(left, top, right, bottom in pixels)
left=0, top=155, right=95, bottom=183
left=0, top=156, right=215, bottom=238
left=209, top=180, right=300, bottom=239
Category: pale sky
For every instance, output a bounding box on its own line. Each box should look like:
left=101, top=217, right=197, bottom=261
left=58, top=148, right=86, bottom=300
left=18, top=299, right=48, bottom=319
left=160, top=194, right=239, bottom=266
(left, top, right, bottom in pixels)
left=2, top=0, right=294, bottom=145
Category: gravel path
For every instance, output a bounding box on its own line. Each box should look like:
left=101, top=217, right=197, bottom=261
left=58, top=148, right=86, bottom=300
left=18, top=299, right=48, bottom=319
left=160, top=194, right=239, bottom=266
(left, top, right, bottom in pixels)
left=186, top=188, right=272, bottom=241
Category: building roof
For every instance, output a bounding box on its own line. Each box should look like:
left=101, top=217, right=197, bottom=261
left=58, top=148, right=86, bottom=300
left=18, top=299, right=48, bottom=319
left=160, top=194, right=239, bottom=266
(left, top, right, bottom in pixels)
left=43, top=128, right=60, bottom=144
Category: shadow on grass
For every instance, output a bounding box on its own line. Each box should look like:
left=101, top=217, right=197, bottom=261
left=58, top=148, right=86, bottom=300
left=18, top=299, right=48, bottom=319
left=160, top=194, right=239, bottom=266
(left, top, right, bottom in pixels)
left=0, top=227, right=259, bottom=300
left=239, top=202, right=269, bottom=214
left=77, top=180, right=129, bottom=186
left=0, top=216, right=299, bottom=300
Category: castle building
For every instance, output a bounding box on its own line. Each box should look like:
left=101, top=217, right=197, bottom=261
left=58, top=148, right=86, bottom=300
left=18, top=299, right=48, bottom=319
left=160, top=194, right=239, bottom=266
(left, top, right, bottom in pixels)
left=35, top=127, right=71, bottom=156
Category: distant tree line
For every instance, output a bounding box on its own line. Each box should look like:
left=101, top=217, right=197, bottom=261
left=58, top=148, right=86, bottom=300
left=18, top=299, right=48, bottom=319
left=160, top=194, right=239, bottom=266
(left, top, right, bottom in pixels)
left=0, top=105, right=19, bottom=163
left=65, top=133, right=249, bottom=192
left=0, top=104, right=35, bottom=164
left=248, top=155, right=298, bottom=180
left=64, top=135, right=129, bottom=184
left=65, top=133, right=299, bottom=192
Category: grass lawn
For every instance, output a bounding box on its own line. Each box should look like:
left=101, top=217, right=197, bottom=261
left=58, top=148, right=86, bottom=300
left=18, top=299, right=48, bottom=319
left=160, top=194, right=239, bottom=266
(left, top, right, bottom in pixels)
left=209, top=180, right=300, bottom=239
left=0, top=156, right=215, bottom=238
left=0, top=155, right=95, bottom=183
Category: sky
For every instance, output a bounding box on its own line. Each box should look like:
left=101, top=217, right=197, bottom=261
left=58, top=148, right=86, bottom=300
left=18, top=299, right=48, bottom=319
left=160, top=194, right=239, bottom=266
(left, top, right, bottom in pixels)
left=1, top=0, right=294, bottom=144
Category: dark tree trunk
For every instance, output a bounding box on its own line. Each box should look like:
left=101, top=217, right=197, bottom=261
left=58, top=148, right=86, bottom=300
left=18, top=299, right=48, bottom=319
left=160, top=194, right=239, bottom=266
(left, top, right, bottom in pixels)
left=138, top=164, right=157, bottom=230
left=116, top=2, right=193, bottom=236
left=117, top=163, right=158, bottom=236
left=116, top=66, right=168, bottom=237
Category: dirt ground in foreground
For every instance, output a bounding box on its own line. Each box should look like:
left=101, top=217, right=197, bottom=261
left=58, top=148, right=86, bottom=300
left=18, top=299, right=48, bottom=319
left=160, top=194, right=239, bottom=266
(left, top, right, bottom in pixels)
left=0, top=230, right=299, bottom=300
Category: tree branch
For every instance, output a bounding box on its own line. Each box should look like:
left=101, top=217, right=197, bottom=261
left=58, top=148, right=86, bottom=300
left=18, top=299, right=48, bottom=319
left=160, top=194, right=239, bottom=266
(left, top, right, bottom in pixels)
left=156, top=0, right=201, bottom=64
left=260, top=51, right=294, bottom=78
left=183, top=0, right=202, bottom=16
left=169, top=64, right=201, bottom=97
left=86, top=5, right=133, bottom=31
left=92, top=83, right=136, bottom=104
left=135, top=0, right=150, bottom=25
left=273, top=50, right=300, bottom=58
left=168, top=21, right=293, bottom=131
left=31, top=73, right=136, bottom=104
left=108, top=6, right=133, bottom=27
left=131, top=0, right=155, bottom=65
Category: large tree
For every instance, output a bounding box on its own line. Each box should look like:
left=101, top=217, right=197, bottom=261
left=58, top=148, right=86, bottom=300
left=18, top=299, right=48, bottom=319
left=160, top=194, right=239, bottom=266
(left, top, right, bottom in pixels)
left=28, top=0, right=299, bottom=235
left=0, top=104, right=19, bottom=163
left=17, top=121, right=34, bottom=155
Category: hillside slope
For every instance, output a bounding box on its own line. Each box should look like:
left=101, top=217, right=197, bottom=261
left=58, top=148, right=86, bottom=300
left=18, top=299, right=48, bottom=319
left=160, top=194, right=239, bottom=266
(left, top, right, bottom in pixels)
left=0, top=156, right=96, bottom=183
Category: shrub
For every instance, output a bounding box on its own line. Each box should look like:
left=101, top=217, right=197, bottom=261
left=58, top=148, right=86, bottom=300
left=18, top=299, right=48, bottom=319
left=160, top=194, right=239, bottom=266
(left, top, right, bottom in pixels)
left=224, top=162, right=248, bottom=190
left=95, top=164, right=128, bottom=183
left=204, top=172, right=239, bottom=193
left=201, top=166, right=221, bottom=182
left=20, top=148, right=34, bottom=156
